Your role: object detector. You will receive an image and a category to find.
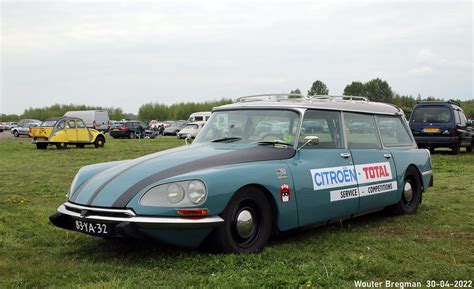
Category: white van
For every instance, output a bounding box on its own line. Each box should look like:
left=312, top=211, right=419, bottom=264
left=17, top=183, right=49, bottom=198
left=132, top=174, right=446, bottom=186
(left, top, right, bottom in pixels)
left=64, top=110, right=110, bottom=132
left=188, top=111, right=211, bottom=122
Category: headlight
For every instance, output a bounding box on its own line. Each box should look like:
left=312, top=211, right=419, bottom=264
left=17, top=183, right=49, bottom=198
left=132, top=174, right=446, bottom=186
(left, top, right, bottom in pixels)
left=167, top=183, right=185, bottom=203
left=140, top=180, right=207, bottom=207
left=187, top=181, right=206, bottom=204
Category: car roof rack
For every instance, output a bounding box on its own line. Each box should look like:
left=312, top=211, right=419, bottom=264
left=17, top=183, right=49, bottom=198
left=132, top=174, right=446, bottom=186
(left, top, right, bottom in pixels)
left=416, top=99, right=461, bottom=106
left=237, top=94, right=369, bottom=103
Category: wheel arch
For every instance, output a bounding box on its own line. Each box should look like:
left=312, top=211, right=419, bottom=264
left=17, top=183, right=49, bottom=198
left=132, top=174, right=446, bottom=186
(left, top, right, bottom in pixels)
left=233, top=183, right=279, bottom=233
left=404, top=164, right=424, bottom=203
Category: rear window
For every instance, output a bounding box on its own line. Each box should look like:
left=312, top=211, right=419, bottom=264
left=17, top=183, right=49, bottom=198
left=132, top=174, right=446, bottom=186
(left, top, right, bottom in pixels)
left=411, top=106, right=452, bottom=123
left=112, top=122, right=125, bottom=127
left=41, top=120, right=57, bottom=127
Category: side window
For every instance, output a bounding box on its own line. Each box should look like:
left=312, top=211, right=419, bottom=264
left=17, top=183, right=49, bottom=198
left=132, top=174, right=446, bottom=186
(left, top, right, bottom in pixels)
left=67, top=120, right=76, bottom=129
left=458, top=110, right=467, bottom=126
left=344, top=112, right=381, bottom=149
left=299, top=110, right=343, bottom=149
left=195, top=116, right=204, bottom=121
left=57, top=121, right=65, bottom=129
left=76, top=120, right=86, bottom=128
left=376, top=115, right=413, bottom=146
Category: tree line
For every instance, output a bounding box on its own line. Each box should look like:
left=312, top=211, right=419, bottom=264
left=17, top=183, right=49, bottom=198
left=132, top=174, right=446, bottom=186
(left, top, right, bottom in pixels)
left=1, top=79, right=472, bottom=122
left=291, top=78, right=473, bottom=117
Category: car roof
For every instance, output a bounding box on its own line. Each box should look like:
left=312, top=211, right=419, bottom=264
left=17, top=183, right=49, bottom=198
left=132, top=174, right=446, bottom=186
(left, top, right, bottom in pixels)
left=214, top=94, right=404, bottom=116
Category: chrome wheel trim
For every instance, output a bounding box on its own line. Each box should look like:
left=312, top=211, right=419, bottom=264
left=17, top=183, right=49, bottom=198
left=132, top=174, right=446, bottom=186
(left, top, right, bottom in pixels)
left=403, top=181, right=414, bottom=204
left=236, top=209, right=254, bottom=239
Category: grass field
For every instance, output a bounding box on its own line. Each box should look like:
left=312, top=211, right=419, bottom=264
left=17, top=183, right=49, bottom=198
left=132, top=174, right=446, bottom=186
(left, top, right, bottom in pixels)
left=0, top=136, right=473, bottom=288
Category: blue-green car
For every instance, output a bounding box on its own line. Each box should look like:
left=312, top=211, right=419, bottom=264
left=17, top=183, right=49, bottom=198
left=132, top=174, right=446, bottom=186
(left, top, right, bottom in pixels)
left=50, top=95, right=433, bottom=253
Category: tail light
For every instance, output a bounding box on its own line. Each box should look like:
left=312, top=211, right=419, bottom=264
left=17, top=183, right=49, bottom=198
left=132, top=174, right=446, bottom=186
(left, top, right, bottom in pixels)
left=120, top=126, right=128, bottom=131
left=450, top=127, right=457, bottom=137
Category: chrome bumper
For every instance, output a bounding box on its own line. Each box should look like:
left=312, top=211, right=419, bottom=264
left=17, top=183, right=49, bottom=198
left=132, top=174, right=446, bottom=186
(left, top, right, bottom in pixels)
left=56, top=202, right=224, bottom=229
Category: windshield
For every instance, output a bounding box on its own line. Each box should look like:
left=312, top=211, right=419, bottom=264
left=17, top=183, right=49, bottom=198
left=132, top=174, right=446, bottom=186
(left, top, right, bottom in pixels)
left=411, top=106, right=452, bottom=123
left=194, top=109, right=301, bottom=145
left=112, top=122, right=125, bottom=127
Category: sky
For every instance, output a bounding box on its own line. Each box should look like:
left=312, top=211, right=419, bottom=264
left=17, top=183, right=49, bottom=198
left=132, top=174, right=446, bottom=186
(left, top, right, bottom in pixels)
left=1, top=0, right=473, bottom=115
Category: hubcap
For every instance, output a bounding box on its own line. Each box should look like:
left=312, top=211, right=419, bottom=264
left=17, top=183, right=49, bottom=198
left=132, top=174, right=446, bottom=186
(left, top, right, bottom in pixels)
left=403, top=181, right=413, bottom=203
left=236, top=209, right=254, bottom=239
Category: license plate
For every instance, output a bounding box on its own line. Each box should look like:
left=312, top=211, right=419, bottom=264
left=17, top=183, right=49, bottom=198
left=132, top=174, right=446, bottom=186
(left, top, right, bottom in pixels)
left=422, top=127, right=440, bottom=133
left=74, top=220, right=111, bottom=236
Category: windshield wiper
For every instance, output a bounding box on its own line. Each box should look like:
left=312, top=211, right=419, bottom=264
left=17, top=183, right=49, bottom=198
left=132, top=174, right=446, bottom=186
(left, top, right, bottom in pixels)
left=211, top=137, right=242, bottom=143
left=256, top=140, right=293, bottom=147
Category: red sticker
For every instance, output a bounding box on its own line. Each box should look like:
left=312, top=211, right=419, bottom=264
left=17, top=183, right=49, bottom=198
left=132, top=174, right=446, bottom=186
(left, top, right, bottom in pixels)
left=280, top=183, right=290, bottom=203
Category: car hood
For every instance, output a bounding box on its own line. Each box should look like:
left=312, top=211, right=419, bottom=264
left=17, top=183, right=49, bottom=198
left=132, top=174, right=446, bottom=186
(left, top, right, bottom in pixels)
left=69, top=143, right=296, bottom=208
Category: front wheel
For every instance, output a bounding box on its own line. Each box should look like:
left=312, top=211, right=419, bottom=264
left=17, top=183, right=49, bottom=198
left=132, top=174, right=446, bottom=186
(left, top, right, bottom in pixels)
left=389, top=166, right=422, bottom=214
left=94, top=136, right=105, bottom=148
left=208, top=187, right=272, bottom=253
left=13, top=130, right=19, bottom=137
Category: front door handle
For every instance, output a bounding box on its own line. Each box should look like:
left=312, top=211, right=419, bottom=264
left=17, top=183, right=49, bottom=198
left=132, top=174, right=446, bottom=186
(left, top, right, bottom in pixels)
left=340, top=152, right=351, bottom=159
left=384, top=153, right=392, bottom=159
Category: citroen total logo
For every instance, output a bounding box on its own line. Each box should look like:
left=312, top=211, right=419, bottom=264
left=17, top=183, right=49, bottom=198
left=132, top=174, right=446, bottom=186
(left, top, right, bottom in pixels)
left=80, top=210, right=89, bottom=217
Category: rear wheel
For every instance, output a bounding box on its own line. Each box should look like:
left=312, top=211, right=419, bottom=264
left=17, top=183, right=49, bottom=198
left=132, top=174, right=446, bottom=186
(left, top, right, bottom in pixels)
left=208, top=187, right=272, bottom=253
left=389, top=166, right=422, bottom=215
left=451, top=143, right=460, bottom=155
left=36, top=143, right=47, bottom=149
left=94, top=136, right=105, bottom=148
left=129, top=132, right=135, bottom=139
left=56, top=143, right=67, bottom=149
left=467, top=142, right=473, bottom=153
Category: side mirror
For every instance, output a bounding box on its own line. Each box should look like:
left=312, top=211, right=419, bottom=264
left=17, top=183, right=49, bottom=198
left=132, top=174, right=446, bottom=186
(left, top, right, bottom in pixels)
left=297, top=136, right=319, bottom=151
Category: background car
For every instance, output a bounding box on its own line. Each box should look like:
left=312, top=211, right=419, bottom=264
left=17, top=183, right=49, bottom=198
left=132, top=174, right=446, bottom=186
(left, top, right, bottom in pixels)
left=409, top=100, right=473, bottom=154
left=10, top=119, right=41, bottom=137
left=109, top=120, right=146, bottom=139
left=163, top=120, right=187, bottom=136
left=177, top=121, right=205, bottom=139
left=64, top=110, right=110, bottom=132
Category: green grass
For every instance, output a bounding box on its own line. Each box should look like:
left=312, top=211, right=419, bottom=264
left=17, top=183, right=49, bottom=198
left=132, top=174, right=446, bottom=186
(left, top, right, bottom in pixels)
left=0, top=137, right=473, bottom=288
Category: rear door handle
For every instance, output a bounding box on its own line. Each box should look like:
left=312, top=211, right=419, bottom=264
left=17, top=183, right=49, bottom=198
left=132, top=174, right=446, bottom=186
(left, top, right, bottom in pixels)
left=340, top=153, right=351, bottom=159
left=384, top=153, right=392, bottom=159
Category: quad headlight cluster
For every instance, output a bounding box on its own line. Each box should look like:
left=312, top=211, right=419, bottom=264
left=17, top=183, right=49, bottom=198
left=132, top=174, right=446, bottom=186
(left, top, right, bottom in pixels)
left=140, top=180, right=208, bottom=207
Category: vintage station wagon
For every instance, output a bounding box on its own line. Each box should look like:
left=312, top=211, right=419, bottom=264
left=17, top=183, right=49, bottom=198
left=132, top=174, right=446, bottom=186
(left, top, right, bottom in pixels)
left=50, top=95, right=433, bottom=253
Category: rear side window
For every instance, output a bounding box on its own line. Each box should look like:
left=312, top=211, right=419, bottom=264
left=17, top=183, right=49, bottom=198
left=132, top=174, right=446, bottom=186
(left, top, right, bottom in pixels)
left=376, top=116, right=413, bottom=146
left=411, top=106, right=452, bottom=123
left=344, top=112, right=381, bottom=149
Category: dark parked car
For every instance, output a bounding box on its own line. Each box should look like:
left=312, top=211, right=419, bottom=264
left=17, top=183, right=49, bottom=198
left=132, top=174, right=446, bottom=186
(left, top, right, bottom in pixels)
left=109, top=121, right=146, bottom=139
left=163, top=120, right=187, bottom=136
left=409, top=100, right=473, bottom=154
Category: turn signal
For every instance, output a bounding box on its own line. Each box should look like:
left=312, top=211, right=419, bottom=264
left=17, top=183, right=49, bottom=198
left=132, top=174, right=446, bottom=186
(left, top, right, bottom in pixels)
left=176, top=208, right=209, bottom=217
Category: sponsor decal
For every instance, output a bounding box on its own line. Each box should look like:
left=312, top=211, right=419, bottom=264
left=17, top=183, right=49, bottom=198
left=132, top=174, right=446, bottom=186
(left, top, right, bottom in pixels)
left=330, top=187, right=359, bottom=202
left=280, top=183, right=291, bottom=203
left=276, top=168, right=288, bottom=179
left=354, top=162, right=392, bottom=185
left=359, top=181, right=397, bottom=197
left=311, top=165, right=358, bottom=190
left=311, top=162, right=393, bottom=190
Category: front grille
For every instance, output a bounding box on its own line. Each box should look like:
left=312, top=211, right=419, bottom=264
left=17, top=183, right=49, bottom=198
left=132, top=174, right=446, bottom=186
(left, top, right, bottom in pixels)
left=64, top=202, right=135, bottom=219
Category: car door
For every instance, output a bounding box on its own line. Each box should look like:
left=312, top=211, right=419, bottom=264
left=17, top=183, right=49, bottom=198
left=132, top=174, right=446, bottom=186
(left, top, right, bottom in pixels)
left=289, top=109, right=359, bottom=227
left=343, top=112, right=398, bottom=212
left=76, top=119, right=91, bottom=142
left=65, top=119, right=78, bottom=142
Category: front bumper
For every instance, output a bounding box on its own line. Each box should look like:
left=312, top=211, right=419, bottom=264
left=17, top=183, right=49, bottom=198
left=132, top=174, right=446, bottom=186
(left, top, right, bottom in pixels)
left=50, top=202, right=224, bottom=233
